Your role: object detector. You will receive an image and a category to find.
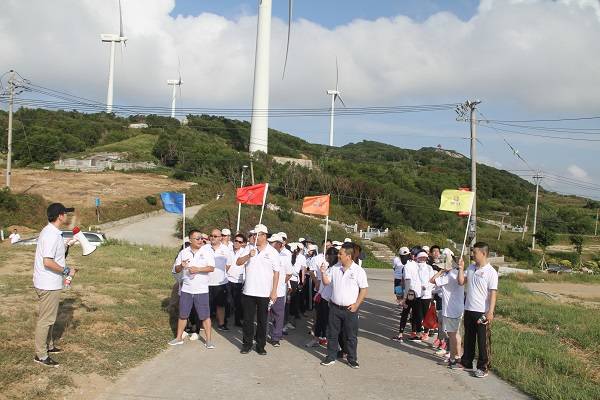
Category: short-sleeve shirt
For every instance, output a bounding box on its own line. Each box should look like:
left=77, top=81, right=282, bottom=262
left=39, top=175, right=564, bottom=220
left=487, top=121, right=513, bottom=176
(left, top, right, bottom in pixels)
left=277, top=248, right=293, bottom=297
left=206, top=244, right=233, bottom=286
left=243, top=244, right=281, bottom=298
left=328, top=262, right=369, bottom=307
left=290, top=253, right=306, bottom=282
left=403, top=260, right=421, bottom=297
left=308, top=253, right=325, bottom=272
left=316, top=262, right=334, bottom=301
left=227, top=247, right=248, bottom=283
left=33, top=223, right=66, bottom=290
left=417, top=262, right=435, bottom=300
left=464, top=263, right=499, bottom=313
left=434, top=269, right=465, bottom=318
left=9, top=233, right=21, bottom=244
left=392, top=257, right=404, bottom=280
left=173, top=246, right=215, bottom=294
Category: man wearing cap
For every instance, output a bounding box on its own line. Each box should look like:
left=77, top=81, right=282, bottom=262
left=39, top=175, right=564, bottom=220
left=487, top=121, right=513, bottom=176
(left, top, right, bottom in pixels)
left=319, top=243, right=368, bottom=369
left=33, top=203, right=76, bottom=367
left=267, top=234, right=293, bottom=347
left=236, top=224, right=280, bottom=355
left=221, top=228, right=233, bottom=251
left=206, top=229, right=233, bottom=331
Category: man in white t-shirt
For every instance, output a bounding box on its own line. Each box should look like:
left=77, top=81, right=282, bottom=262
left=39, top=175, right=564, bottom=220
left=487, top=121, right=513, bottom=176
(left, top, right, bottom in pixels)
left=268, top=234, right=293, bottom=347
left=228, top=233, right=248, bottom=327
left=33, top=203, right=76, bottom=367
left=320, top=243, right=368, bottom=369
left=431, top=253, right=464, bottom=366
left=397, top=248, right=422, bottom=341
left=416, top=251, right=435, bottom=341
left=206, top=229, right=234, bottom=331
left=236, top=224, right=280, bottom=355
left=457, top=242, right=498, bottom=378
left=169, top=230, right=216, bottom=348
left=9, top=228, right=21, bottom=244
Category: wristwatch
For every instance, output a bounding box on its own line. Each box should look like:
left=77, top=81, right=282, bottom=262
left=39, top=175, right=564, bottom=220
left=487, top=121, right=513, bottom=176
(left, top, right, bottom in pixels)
left=62, top=266, right=71, bottom=276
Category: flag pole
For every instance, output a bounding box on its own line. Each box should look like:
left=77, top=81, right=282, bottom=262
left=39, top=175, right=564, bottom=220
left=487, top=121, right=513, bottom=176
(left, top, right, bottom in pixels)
left=259, top=183, right=269, bottom=225
left=182, top=193, right=186, bottom=248
left=459, top=196, right=475, bottom=261
left=323, top=215, right=329, bottom=254
left=236, top=202, right=242, bottom=233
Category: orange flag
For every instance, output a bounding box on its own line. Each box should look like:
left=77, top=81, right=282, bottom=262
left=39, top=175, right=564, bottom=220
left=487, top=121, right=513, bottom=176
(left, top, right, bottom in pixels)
left=302, top=194, right=330, bottom=216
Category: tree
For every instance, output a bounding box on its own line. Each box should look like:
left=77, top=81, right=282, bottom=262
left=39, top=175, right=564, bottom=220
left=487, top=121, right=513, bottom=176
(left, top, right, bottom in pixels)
left=534, top=229, right=556, bottom=270
left=569, top=235, right=584, bottom=269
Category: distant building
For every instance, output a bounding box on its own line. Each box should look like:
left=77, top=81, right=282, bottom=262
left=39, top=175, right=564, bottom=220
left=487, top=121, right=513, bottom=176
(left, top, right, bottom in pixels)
left=128, top=123, right=149, bottom=129
left=54, top=152, right=156, bottom=172
left=272, top=156, right=313, bottom=169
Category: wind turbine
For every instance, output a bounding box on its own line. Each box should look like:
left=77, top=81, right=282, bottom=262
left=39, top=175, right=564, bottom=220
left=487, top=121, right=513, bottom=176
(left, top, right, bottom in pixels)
left=326, top=58, right=346, bottom=147
left=101, top=0, right=127, bottom=113
left=167, top=60, right=183, bottom=119
left=249, top=0, right=292, bottom=154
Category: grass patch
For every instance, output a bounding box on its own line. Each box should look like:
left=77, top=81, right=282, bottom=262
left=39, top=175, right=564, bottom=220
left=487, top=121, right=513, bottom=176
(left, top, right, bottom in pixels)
left=0, top=243, right=180, bottom=399
left=90, top=134, right=159, bottom=161
left=493, top=277, right=600, bottom=399
left=362, top=257, right=390, bottom=269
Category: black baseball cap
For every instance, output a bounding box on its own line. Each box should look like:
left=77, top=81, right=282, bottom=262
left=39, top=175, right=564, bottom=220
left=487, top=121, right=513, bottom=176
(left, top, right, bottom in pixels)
left=47, top=203, right=75, bottom=220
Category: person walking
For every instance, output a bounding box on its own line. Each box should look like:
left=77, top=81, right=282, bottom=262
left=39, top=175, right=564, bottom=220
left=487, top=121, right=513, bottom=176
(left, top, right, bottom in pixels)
left=456, top=242, right=498, bottom=378
left=206, top=229, right=233, bottom=331
left=227, top=233, right=247, bottom=327
left=236, top=224, right=280, bottom=355
left=320, top=243, right=368, bottom=369
left=33, top=203, right=76, bottom=367
left=268, top=234, right=292, bottom=347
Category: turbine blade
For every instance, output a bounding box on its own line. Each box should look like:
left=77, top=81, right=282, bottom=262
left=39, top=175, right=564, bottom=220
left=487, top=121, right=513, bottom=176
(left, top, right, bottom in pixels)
left=282, top=0, right=293, bottom=79
left=335, top=56, right=339, bottom=90
left=178, top=56, right=182, bottom=84
left=336, top=94, right=346, bottom=107
left=119, top=0, right=124, bottom=37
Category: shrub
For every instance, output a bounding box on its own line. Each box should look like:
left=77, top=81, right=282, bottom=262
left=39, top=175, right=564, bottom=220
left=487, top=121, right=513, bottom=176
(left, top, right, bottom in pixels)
left=0, top=188, right=18, bottom=211
left=506, top=240, right=532, bottom=262
left=145, top=196, right=157, bottom=206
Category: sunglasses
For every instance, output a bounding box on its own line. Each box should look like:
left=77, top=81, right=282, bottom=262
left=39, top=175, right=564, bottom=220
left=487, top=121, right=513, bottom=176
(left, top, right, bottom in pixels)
left=234, top=240, right=244, bottom=244
left=191, top=237, right=203, bottom=240
left=210, top=235, right=222, bottom=238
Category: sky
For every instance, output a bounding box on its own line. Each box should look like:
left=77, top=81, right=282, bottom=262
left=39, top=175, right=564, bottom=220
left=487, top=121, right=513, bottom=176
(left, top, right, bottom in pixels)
left=1, top=0, right=600, bottom=200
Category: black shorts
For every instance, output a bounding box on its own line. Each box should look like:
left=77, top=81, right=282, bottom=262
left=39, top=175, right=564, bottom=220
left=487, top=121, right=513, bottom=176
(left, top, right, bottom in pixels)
left=209, top=284, right=228, bottom=307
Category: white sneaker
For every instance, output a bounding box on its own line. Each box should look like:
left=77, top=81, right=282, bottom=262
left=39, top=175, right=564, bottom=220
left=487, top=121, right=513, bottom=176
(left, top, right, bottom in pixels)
left=182, top=331, right=189, bottom=340
left=168, top=338, right=184, bottom=346
left=435, top=348, right=447, bottom=356
left=285, top=322, right=296, bottom=330
left=305, top=338, right=319, bottom=348
left=190, top=333, right=199, bottom=341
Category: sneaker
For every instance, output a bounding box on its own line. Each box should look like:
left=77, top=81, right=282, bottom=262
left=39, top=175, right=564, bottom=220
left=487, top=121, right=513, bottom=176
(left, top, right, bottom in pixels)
left=217, top=325, right=229, bottom=331
left=285, top=322, right=296, bottom=330
left=257, top=348, right=267, bottom=356
left=318, top=338, right=328, bottom=346
left=240, top=346, right=252, bottom=354
left=34, top=356, right=59, bottom=367
left=271, top=340, right=281, bottom=347
left=449, top=362, right=473, bottom=371
left=435, top=348, right=447, bottom=356
left=391, top=335, right=404, bottom=343
left=182, top=331, right=189, bottom=340
left=168, top=338, right=184, bottom=346
left=320, top=358, right=336, bottom=366
left=305, top=338, right=319, bottom=348
left=47, top=347, right=62, bottom=354
left=474, top=369, right=489, bottom=378
left=347, top=360, right=360, bottom=369
left=408, top=333, right=421, bottom=342
left=421, top=333, right=430, bottom=341
left=440, top=340, right=448, bottom=350
left=433, top=338, right=441, bottom=348
left=205, top=341, right=215, bottom=349
left=189, top=333, right=199, bottom=341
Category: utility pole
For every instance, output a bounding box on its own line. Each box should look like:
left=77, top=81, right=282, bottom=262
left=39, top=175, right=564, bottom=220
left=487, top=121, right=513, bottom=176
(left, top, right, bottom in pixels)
left=468, top=100, right=481, bottom=245
left=5, top=70, right=15, bottom=189
left=522, top=204, right=530, bottom=241
left=531, top=172, right=543, bottom=250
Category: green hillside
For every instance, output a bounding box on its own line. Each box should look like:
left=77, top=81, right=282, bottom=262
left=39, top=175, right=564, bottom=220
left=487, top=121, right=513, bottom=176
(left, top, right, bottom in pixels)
left=0, top=109, right=596, bottom=238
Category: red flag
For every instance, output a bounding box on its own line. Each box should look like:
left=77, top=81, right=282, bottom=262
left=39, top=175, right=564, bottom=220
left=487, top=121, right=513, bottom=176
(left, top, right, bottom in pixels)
left=302, top=194, right=330, bottom=216
left=236, top=183, right=268, bottom=206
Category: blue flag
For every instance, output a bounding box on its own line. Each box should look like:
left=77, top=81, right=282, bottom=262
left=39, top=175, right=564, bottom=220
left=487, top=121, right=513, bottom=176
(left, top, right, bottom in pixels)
left=160, top=192, right=184, bottom=214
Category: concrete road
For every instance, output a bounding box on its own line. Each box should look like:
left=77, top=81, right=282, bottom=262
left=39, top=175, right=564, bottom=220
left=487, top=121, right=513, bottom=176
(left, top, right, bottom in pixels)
left=96, top=269, right=528, bottom=400
left=101, top=205, right=204, bottom=247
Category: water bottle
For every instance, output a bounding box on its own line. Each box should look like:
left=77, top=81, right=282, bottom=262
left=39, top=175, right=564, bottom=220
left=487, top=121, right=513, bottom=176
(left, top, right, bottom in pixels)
left=268, top=299, right=274, bottom=311
left=64, top=275, right=73, bottom=289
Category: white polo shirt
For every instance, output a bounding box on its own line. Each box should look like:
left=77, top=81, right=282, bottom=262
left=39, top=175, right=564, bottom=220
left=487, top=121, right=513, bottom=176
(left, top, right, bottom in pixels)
left=276, top=248, right=293, bottom=298
left=403, top=260, right=421, bottom=297
left=327, top=262, right=369, bottom=307
left=308, top=253, right=325, bottom=272
left=33, top=223, right=66, bottom=290
left=173, top=246, right=215, bottom=294
left=464, top=263, right=499, bottom=313
left=227, top=247, right=248, bottom=284
left=316, top=262, right=334, bottom=301
left=243, top=244, right=281, bottom=298
left=392, top=257, right=404, bottom=280
left=417, top=262, right=435, bottom=300
left=206, top=243, right=233, bottom=286
left=9, top=232, right=21, bottom=244
left=434, top=269, right=465, bottom=318
left=289, top=253, right=306, bottom=282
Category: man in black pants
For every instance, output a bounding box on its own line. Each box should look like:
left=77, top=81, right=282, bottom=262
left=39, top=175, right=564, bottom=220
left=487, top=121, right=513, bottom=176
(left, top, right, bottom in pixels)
left=235, top=224, right=280, bottom=355
left=227, top=233, right=247, bottom=327
left=455, top=242, right=498, bottom=378
left=320, top=243, right=368, bottom=369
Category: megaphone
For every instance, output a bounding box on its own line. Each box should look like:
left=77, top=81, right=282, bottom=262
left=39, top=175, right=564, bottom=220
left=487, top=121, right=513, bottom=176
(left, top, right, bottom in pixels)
left=73, top=227, right=96, bottom=256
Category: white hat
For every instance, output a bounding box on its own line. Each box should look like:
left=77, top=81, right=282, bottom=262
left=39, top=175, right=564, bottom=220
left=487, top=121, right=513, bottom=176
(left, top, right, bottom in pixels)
left=422, top=246, right=430, bottom=253
left=222, top=228, right=231, bottom=236
left=443, top=248, right=454, bottom=257
left=344, top=238, right=352, bottom=243
left=299, top=237, right=305, bottom=242
left=416, top=251, right=429, bottom=259
left=398, top=246, right=410, bottom=256
left=248, top=229, right=256, bottom=235
left=277, top=232, right=288, bottom=240
left=254, top=224, right=268, bottom=234
left=268, top=233, right=283, bottom=243
left=308, top=244, right=318, bottom=252
left=332, top=240, right=343, bottom=246
left=289, top=242, right=299, bottom=251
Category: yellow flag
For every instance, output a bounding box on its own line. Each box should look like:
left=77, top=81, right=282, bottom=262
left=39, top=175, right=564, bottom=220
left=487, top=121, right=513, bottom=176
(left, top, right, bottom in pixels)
left=439, top=190, right=475, bottom=213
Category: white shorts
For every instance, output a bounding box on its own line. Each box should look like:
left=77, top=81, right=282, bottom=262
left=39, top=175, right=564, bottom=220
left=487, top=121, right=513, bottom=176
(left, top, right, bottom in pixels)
left=443, top=315, right=462, bottom=333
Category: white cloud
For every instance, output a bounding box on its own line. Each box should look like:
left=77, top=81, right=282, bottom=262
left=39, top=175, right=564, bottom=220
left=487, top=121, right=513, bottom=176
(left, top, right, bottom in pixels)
left=567, top=164, right=590, bottom=181
left=1, top=0, right=600, bottom=112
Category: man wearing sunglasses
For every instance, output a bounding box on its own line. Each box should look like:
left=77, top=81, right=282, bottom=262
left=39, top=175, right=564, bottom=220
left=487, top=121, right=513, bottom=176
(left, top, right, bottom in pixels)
left=227, top=234, right=247, bottom=327
left=206, top=229, right=234, bottom=331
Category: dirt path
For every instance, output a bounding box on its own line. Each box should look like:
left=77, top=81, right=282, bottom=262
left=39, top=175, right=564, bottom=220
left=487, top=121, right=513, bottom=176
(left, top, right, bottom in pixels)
left=524, top=282, right=600, bottom=307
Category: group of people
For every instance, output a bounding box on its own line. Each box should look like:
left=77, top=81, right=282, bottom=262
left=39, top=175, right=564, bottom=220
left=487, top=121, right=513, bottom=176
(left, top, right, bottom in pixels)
left=390, top=242, right=498, bottom=378
left=169, top=225, right=369, bottom=368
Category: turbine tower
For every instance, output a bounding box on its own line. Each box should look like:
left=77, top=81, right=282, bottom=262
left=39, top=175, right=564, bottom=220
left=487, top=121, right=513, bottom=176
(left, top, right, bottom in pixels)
left=326, top=58, right=345, bottom=147
left=101, top=0, right=127, bottom=113
left=167, top=62, right=183, bottom=119
left=249, top=0, right=292, bottom=154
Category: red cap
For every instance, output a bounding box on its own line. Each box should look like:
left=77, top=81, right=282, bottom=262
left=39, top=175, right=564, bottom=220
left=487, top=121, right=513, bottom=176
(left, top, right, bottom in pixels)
left=72, top=227, right=81, bottom=234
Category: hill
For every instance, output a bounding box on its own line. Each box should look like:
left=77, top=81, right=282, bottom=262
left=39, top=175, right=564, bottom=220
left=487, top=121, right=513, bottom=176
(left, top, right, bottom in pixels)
left=1, top=109, right=597, bottom=238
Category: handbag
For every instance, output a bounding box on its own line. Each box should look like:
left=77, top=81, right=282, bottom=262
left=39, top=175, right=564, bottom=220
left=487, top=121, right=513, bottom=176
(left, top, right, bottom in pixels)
left=313, top=293, right=322, bottom=304
left=423, top=302, right=439, bottom=330
left=394, top=286, right=404, bottom=296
